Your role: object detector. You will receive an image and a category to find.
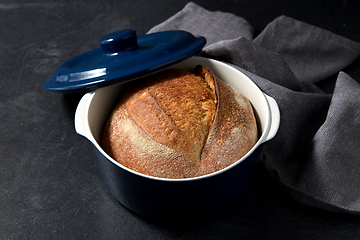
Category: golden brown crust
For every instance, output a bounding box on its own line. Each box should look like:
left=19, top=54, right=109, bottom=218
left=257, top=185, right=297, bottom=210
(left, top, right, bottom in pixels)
left=101, top=66, right=258, bottom=178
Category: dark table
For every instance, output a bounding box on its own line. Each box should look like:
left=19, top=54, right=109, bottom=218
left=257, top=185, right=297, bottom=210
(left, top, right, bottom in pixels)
left=1, top=0, right=360, bottom=239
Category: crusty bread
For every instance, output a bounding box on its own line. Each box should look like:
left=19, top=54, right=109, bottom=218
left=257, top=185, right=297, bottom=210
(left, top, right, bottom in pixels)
left=101, top=65, right=258, bottom=178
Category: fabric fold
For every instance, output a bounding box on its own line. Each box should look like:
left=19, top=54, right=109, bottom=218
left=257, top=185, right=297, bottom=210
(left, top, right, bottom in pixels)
left=253, top=15, right=360, bottom=84
left=149, top=2, right=360, bottom=215
left=295, top=72, right=360, bottom=213
left=148, top=2, right=254, bottom=45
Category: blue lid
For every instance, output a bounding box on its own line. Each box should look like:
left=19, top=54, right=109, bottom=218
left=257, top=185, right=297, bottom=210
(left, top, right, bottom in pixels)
left=43, top=29, right=206, bottom=93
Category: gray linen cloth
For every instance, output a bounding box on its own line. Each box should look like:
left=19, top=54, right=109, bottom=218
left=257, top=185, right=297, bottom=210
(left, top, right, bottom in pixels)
left=149, top=2, right=360, bottom=215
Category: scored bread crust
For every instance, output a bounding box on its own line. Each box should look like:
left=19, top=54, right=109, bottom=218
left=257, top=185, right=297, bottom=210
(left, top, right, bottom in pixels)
left=101, top=66, right=258, bottom=179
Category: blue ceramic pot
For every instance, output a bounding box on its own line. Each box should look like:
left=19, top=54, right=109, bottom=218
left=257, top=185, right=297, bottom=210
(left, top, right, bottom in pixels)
left=75, top=57, right=280, bottom=217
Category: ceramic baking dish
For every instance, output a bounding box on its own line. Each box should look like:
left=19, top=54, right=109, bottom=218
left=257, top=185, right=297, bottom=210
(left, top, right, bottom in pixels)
left=74, top=56, right=280, bottom=216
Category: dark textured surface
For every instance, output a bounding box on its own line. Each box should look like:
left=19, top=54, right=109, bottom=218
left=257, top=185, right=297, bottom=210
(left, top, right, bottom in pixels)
left=1, top=0, right=360, bottom=239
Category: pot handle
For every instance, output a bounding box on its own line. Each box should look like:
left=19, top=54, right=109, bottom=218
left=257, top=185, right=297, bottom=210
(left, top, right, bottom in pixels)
left=264, top=94, right=280, bottom=142
left=74, top=92, right=94, bottom=138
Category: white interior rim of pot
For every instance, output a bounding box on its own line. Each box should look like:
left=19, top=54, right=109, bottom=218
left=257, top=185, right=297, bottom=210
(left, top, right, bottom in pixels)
left=77, top=57, right=274, bottom=182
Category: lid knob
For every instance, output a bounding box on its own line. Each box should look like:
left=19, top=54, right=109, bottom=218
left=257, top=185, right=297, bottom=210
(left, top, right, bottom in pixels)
left=99, top=29, right=138, bottom=54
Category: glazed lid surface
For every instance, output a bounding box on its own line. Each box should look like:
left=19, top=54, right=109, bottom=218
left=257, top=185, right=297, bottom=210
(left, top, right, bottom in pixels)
left=43, top=29, right=206, bottom=93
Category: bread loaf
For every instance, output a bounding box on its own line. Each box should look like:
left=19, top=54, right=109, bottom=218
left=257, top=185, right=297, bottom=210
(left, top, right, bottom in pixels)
left=101, top=65, right=258, bottom=179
